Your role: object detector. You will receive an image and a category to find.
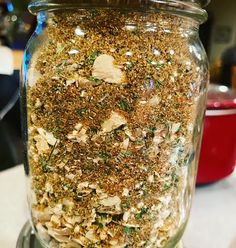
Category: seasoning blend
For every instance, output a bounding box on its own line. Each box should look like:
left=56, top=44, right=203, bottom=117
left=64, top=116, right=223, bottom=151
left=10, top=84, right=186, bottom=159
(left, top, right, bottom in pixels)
left=19, top=1, right=209, bottom=247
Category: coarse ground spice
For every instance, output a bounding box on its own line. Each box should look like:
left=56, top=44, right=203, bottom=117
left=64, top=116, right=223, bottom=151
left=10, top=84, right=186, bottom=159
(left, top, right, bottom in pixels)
left=27, top=9, right=205, bottom=248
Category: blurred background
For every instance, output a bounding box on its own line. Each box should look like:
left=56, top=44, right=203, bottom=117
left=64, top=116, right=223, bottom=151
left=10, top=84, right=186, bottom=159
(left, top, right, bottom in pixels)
left=0, top=0, right=35, bottom=170
left=0, top=0, right=236, bottom=171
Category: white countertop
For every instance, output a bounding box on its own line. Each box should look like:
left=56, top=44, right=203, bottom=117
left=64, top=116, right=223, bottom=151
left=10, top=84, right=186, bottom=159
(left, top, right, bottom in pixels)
left=0, top=165, right=236, bottom=248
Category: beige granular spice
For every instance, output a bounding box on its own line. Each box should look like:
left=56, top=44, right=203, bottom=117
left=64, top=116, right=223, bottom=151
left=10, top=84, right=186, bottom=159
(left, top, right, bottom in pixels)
left=27, top=9, right=204, bottom=248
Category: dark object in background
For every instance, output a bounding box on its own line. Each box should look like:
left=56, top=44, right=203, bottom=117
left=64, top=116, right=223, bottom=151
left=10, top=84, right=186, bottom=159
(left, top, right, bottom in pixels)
left=220, top=46, right=236, bottom=88
left=0, top=71, right=23, bottom=171
left=199, top=11, right=213, bottom=55
left=197, top=85, right=236, bottom=185
left=0, top=0, right=15, bottom=45
left=0, top=1, right=35, bottom=171
left=0, top=1, right=23, bottom=170
left=12, top=11, right=36, bottom=50
left=0, top=105, right=23, bottom=171
left=214, top=25, right=233, bottom=44
left=1, top=0, right=37, bottom=50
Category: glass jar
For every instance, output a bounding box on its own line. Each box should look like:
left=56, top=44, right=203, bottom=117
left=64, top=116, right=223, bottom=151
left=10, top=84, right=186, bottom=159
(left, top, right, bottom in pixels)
left=20, top=1, right=209, bottom=247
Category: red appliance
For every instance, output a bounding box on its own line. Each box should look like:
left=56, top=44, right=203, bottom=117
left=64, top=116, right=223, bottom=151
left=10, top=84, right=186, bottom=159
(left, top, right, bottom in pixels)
left=197, top=85, right=236, bottom=185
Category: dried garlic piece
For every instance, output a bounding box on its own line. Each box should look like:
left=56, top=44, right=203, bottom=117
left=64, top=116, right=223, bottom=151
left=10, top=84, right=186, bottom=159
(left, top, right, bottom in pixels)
left=100, top=196, right=121, bottom=207
left=92, top=54, right=125, bottom=84
left=37, top=128, right=58, bottom=146
left=148, top=127, right=165, bottom=159
left=67, top=123, right=88, bottom=143
left=34, top=134, right=49, bottom=154
left=148, top=95, right=161, bottom=106
left=101, top=111, right=127, bottom=134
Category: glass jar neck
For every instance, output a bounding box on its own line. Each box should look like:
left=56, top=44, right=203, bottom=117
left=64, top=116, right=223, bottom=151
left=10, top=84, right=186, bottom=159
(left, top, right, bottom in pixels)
left=29, top=0, right=208, bottom=24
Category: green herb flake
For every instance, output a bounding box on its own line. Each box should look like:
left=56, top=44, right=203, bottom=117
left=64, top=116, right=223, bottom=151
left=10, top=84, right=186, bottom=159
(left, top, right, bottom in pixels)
left=121, top=151, right=133, bottom=157
left=141, top=207, right=148, bottom=214
left=40, top=159, right=50, bottom=173
left=167, top=58, right=173, bottom=64
left=162, top=183, right=172, bottom=192
left=87, top=50, right=101, bottom=65
left=90, top=127, right=98, bottom=134
left=65, top=184, right=73, bottom=190
left=147, top=60, right=165, bottom=69
left=135, top=207, right=149, bottom=220
left=155, top=80, right=162, bottom=88
left=147, top=127, right=156, bottom=134
left=112, top=214, right=123, bottom=224
left=123, top=226, right=135, bottom=235
left=135, top=139, right=145, bottom=145
left=88, top=244, right=96, bottom=248
left=121, top=203, right=130, bottom=210
left=99, top=151, right=111, bottom=161
left=97, top=101, right=107, bottom=109
left=40, top=141, right=57, bottom=173
left=147, top=60, right=153, bottom=65
left=156, top=62, right=165, bottom=68
left=89, top=9, right=99, bottom=18
left=74, top=195, right=83, bottom=202
left=95, top=222, right=104, bottom=228
left=51, top=86, right=64, bottom=93
left=56, top=60, right=67, bottom=69
left=126, top=61, right=137, bottom=70
left=77, top=108, right=87, bottom=117
left=118, top=99, right=130, bottom=112
left=87, top=76, right=103, bottom=86
left=56, top=45, right=65, bottom=54
left=172, top=173, right=179, bottom=185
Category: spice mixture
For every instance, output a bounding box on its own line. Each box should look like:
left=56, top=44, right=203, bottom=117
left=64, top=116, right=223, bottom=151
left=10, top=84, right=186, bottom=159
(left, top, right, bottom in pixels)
left=27, top=9, right=204, bottom=248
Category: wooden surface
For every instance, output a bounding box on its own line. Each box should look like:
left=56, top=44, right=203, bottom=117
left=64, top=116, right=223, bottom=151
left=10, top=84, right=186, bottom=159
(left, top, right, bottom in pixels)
left=13, top=50, right=24, bottom=70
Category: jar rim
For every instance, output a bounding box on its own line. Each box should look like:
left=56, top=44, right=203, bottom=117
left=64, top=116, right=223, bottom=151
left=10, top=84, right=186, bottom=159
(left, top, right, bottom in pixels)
left=28, top=0, right=209, bottom=23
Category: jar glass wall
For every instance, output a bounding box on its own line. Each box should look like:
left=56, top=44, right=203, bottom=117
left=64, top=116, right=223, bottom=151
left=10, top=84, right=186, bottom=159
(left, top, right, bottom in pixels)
left=20, top=1, right=209, bottom=247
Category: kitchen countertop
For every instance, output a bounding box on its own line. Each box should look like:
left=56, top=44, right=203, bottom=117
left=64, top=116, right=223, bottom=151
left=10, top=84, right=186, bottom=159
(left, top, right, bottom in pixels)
left=0, top=165, right=235, bottom=248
